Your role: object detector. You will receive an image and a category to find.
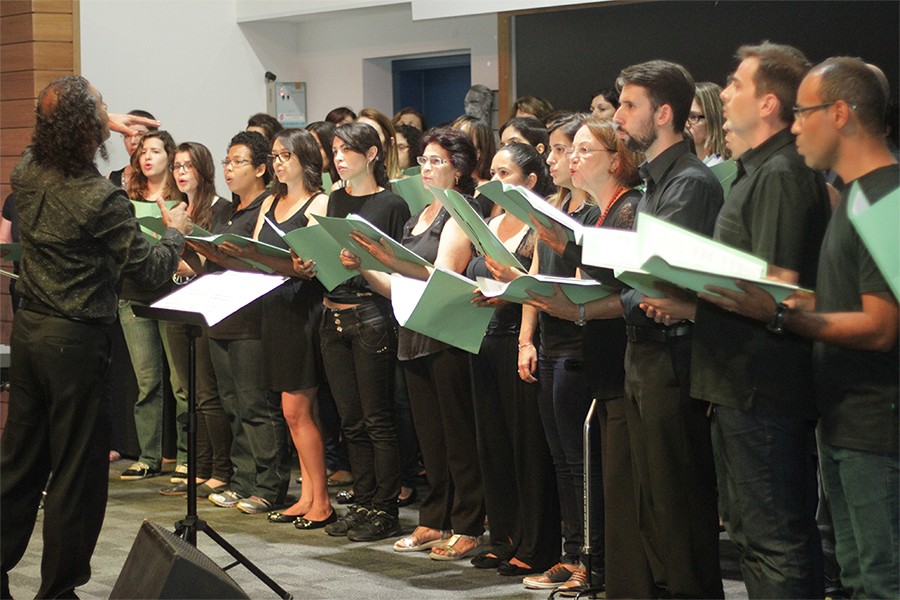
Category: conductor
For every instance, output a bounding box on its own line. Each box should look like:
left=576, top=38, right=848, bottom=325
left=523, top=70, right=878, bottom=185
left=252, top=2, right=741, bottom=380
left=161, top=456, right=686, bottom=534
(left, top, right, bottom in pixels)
left=0, top=75, right=192, bottom=599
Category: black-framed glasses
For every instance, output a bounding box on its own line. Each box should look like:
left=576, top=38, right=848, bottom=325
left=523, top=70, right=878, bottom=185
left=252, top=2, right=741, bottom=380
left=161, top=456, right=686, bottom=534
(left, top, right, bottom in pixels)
left=687, top=112, right=706, bottom=125
left=221, top=158, right=252, bottom=169
left=268, top=151, right=293, bottom=164
left=791, top=102, right=835, bottom=121
left=417, top=155, right=449, bottom=167
left=171, top=162, right=194, bottom=173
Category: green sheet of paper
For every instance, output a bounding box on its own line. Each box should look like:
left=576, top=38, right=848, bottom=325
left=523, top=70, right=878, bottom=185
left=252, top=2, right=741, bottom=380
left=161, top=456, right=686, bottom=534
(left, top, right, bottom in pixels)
left=315, top=214, right=433, bottom=274
left=132, top=200, right=178, bottom=244
left=185, top=232, right=290, bottom=259
left=0, top=242, right=21, bottom=262
left=391, top=174, right=434, bottom=213
left=709, top=159, right=739, bottom=196
left=433, top=186, right=525, bottom=271
left=848, top=182, right=900, bottom=299
left=391, top=268, right=493, bottom=354
left=476, top=273, right=614, bottom=305
left=282, top=225, right=356, bottom=291
left=322, top=171, right=333, bottom=192
left=476, top=181, right=588, bottom=242
left=402, top=165, right=421, bottom=177
left=137, top=216, right=212, bottom=238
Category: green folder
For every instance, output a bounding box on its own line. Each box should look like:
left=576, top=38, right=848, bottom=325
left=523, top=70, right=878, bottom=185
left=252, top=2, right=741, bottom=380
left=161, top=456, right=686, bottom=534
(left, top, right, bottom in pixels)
left=0, top=242, right=21, bottom=262
left=315, top=214, right=433, bottom=274
left=709, top=159, right=739, bottom=196
left=476, top=181, right=587, bottom=242
left=132, top=200, right=179, bottom=244
left=848, top=182, right=900, bottom=299
left=391, top=268, right=494, bottom=354
left=433, top=186, right=525, bottom=271
left=184, top=232, right=289, bottom=259
left=391, top=174, right=434, bottom=213
left=322, top=171, right=333, bottom=192
left=137, top=216, right=212, bottom=238
left=282, top=225, right=356, bottom=291
left=401, top=166, right=421, bottom=177
left=476, top=273, right=615, bottom=305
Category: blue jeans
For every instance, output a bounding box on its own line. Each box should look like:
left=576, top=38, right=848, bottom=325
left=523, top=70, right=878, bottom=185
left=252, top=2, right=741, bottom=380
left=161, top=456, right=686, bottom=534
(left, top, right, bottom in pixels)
left=320, top=301, right=399, bottom=515
left=118, top=299, right=186, bottom=469
left=712, top=405, right=823, bottom=599
left=818, top=435, right=899, bottom=599
left=537, top=353, right=603, bottom=569
left=208, top=337, right=289, bottom=503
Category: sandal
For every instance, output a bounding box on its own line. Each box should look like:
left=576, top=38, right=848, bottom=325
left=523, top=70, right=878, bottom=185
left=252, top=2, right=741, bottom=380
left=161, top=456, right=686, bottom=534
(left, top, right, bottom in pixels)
left=393, top=527, right=451, bottom=553
left=429, top=534, right=482, bottom=561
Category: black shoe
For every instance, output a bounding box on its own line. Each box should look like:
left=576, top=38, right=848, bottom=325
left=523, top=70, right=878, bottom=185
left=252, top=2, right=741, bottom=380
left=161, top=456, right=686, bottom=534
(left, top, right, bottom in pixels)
left=347, top=509, right=400, bottom=542
left=335, top=489, right=356, bottom=505
left=471, top=551, right=505, bottom=569
left=159, top=482, right=188, bottom=496
left=324, top=505, right=370, bottom=537
left=397, top=486, right=417, bottom=507
left=497, top=561, right=540, bottom=576
left=293, top=511, right=338, bottom=530
left=268, top=511, right=301, bottom=523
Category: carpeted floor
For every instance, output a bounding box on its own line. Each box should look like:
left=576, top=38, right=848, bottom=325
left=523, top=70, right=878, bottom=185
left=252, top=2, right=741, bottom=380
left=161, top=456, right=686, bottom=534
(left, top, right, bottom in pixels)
left=6, top=461, right=747, bottom=599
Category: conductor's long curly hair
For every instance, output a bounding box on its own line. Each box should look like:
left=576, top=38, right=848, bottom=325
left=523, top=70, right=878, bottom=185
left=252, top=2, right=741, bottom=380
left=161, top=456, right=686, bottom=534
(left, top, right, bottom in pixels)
left=32, top=75, right=108, bottom=177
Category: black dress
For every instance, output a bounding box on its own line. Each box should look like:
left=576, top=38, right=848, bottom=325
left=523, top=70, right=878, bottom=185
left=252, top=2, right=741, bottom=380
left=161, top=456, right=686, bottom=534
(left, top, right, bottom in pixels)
left=257, top=194, right=326, bottom=391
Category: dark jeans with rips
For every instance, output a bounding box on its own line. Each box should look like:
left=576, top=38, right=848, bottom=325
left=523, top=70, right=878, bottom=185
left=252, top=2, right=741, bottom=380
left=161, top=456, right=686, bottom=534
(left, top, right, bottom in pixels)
left=320, top=301, right=399, bottom=515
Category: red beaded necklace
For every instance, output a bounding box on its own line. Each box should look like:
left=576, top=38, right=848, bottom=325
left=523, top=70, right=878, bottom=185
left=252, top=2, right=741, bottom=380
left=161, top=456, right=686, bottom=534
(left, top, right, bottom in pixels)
left=595, top=186, right=629, bottom=227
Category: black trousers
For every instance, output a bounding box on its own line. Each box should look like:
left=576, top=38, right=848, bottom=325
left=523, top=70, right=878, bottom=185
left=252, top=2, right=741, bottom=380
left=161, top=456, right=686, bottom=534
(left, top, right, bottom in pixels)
left=1, top=310, right=111, bottom=599
left=403, top=347, right=484, bottom=535
left=623, top=338, right=724, bottom=599
left=471, top=334, right=560, bottom=569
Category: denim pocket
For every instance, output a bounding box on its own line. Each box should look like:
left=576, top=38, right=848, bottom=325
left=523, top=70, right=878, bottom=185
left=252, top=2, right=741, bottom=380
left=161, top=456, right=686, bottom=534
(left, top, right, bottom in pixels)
left=357, top=315, right=397, bottom=354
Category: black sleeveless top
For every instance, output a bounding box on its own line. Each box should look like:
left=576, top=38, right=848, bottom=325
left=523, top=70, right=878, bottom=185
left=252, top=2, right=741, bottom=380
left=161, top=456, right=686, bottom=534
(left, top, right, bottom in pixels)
left=257, top=193, right=326, bottom=300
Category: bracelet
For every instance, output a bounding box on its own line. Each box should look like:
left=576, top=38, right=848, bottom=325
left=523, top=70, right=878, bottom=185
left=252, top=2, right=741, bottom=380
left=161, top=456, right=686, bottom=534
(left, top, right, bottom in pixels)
left=575, top=303, right=587, bottom=327
left=766, top=302, right=789, bottom=335
left=517, top=342, right=533, bottom=349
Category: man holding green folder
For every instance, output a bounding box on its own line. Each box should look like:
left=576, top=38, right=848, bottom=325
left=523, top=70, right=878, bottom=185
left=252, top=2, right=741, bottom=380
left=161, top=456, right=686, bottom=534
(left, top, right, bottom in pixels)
left=702, top=57, right=898, bottom=600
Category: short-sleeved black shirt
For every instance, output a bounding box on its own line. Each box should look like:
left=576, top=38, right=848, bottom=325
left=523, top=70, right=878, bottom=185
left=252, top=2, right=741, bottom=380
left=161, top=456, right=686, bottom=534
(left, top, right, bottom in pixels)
left=815, top=164, right=899, bottom=453
left=691, top=129, right=831, bottom=418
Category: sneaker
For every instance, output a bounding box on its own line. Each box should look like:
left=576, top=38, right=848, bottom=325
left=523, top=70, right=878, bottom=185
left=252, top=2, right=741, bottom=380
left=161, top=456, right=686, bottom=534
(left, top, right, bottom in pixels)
left=347, top=510, right=400, bottom=542
left=324, top=505, right=371, bottom=537
left=209, top=489, right=245, bottom=508
left=556, top=568, right=597, bottom=597
left=523, top=562, right=578, bottom=590
left=236, top=496, right=274, bottom=514
left=169, top=463, right=188, bottom=483
left=120, top=462, right=160, bottom=481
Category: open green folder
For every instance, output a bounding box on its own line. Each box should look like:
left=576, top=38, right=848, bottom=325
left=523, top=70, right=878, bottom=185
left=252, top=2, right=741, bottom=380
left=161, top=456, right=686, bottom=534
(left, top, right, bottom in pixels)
left=391, top=268, right=494, bottom=354
left=315, top=214, right=433, bottom=274
left=432, top=186, right=525, bottom=271
left=184, top=233, right=290, bottom=259
left=138, top=216, right=212, bottom=238
left=709, top=159, right=739, bottom=196
left=580, top=227, right=667, bottom=298
left=391, top=174, right=434, bottom=213
left=848, top=182, right=899, bottom=299
left=281, top=225, right=356, bottom=291
left=476, top=274, right=614, bottom=305
left=476, top=181, right=588, bottom=242
left=132, top=200, right=179, bottom=244
left=0, top=242, right=21, bottom=262
left=322, top=171, right=333, bottom=192
left=401, top=165, right=421, bottom=177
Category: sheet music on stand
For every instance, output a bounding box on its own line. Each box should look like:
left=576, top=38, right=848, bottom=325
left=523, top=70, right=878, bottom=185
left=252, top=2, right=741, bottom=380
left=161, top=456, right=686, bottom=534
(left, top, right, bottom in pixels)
left=133, top=270, right=288, bottom=326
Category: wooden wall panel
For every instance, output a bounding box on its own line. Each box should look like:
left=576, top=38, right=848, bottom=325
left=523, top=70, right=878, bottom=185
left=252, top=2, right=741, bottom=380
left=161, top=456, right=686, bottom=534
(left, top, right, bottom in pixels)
left=1, top=41, right=73, bottom=72
left=1, top=99, right=36, bottom=129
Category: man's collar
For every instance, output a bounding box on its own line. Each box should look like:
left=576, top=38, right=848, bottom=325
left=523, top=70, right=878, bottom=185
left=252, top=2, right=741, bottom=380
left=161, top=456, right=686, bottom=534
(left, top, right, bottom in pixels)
left=639, top=139, right=691, bottom=187
left=736, top=128, right=795, bottom=177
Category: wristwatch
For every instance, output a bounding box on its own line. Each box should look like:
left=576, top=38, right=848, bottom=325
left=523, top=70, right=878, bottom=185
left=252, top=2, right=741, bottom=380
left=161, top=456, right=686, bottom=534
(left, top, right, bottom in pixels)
left=766, top=302, right=789, bottom=334
left=575, top=303, right=587, bottom=327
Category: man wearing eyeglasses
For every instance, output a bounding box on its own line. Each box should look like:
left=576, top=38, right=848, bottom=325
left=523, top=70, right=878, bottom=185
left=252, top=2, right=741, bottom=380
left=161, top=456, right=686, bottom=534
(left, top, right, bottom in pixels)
left=645, top=42, right=831, bottom=599
left=701, top=56, right=899, bottom=600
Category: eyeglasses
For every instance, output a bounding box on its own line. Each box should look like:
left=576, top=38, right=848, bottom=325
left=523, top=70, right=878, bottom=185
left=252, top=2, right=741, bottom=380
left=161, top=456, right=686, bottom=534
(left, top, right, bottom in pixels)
left=687, top=113, right=706, bottom=125
left=221, top=158, right=252, bottom=169
left=570, top=146, right=613, bottom=159
left=268, top=151, right=293, bottom=164
left=171, top=162, right=194, bottom=173
left=417, top=155, right=449, bottom=167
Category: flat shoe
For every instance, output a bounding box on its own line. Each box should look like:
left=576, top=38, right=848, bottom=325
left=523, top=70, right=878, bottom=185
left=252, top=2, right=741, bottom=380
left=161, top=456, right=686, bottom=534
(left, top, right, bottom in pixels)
left=294, top=511, right=338, bottom=530
left=196, top=482, right=228, bottom=498
left=497, top=561, right=539, bottom=576
left=471, top=552, right=505, bottom=569
left=397, top=487, right=417, bottom=507
left=335, top=489, right=356, bottom=505
left=393, top=529, right=451, bottom=553
left=429, top=534, right=481, bottom=561
left=268, top=511, right=303, bottom=523
left=158, top=482, right=188, bottom=496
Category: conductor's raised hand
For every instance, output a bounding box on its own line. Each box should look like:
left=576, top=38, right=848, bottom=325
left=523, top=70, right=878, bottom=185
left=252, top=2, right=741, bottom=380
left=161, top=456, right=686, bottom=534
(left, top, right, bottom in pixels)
left=159, top=199, right=192, bottom=236
left=108, top=112, right=160, bottom=137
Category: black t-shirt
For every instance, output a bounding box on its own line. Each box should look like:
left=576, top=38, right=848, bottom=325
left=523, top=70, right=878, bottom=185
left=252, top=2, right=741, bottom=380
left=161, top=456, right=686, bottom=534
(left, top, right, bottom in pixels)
left=815, top=164, right=899, bottom=452
left=324, top=187, right=410, bottom=305
left=691, top=129, right=830, bottom=418
left=537, top=197, right=599, bottom=358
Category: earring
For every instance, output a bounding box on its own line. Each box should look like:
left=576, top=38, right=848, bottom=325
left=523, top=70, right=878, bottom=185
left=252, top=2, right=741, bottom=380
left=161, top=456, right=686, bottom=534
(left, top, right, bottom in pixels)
left=454, top=175, right=460, bottom=186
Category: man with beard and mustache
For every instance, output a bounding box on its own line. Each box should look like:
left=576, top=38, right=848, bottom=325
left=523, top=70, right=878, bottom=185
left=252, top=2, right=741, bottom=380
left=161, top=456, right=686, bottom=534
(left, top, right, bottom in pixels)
left=609, top=60, right=724, bottom=599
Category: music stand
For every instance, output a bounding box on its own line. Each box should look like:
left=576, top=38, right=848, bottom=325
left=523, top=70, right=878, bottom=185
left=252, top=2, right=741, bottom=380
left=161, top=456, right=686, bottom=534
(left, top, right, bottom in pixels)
left=133, top=270, right=291, bottom=599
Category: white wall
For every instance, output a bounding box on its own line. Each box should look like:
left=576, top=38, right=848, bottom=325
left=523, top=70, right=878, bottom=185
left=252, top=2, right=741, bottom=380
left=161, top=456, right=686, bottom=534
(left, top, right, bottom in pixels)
left=80, top=0, right=498, bottom=192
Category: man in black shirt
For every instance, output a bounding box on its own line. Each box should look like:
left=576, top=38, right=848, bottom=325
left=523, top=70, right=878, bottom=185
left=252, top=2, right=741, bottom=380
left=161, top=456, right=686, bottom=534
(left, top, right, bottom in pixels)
left=704, top=56, right=898, bottom=600
left=0, top=76, right=190, bottom=598
left=656, top=42, right=830, bottom=599
left=612, top=60, right=724, bottom=599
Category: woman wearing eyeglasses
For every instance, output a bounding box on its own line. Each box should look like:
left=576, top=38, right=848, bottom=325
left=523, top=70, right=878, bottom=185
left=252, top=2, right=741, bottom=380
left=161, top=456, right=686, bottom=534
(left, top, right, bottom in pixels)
left=465, top=142, right=561, bottom=577
left=117, top=130, right=189, bottom=483
left=188, top=131, right=291, bottom=515
left=525, top=116, right=646, bottom=597
left=222, top=128, right=335, bottom=528
left=308, top=122, right=410, bottom=541
left=687, top=82, right=730, bottom=166
left=159, top=142, right=234, bottom=498
left=342, top=127, right=485, bottom=561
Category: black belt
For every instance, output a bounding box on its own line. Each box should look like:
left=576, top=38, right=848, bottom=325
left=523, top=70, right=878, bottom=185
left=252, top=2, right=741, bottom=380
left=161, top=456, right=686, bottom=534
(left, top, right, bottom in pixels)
left=19, top=298, right=106, bottom=326
left=626, top=322, right=693, bottom=343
